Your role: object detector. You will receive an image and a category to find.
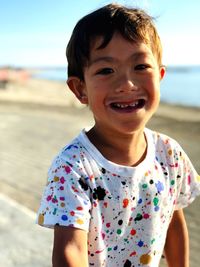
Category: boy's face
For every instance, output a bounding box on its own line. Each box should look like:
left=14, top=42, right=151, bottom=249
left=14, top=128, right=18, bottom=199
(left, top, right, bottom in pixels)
left=68, top=32, right=165, bottom=136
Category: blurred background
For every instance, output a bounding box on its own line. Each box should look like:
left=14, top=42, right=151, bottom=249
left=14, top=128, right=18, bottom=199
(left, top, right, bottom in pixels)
left=0, top=0, right=199, bottom=266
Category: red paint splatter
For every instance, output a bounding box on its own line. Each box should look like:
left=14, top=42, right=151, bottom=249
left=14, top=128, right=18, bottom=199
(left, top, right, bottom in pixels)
left=104, top=202, right=108, bottom=208
left=95, top=248, right=105, bottom=254
left=106, top=223, right=111, bottom=228
left=101, top=233, right=105, bottom=240
left=76, top=206, right=83, bottom=211
left=72, top=186, right=79, bottom=193
left=46, top=195, right=52, bottom=201
left=130, top=229, right=136, bottom=236
left=60, top=177, right=66, bottom=184
left=130, top=251, right=137, bottom=257
left=169, top=163, right=178, bottom=168
left=123, top=198, right=129, bottom=208
left=89, top=175, right=94, bottom=181
left=188, top=175, right=191, bottom=185
left=64, top=166, right=71, bottom=173
left=52, top=197, right=58, bottom=203
left=143, top=213, right=150, bottom=219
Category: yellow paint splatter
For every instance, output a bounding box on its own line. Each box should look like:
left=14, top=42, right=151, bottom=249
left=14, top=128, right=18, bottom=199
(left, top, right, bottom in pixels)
left=38, top=214, right=44, bottom=225
left=168, top=149, right=172, bottom=156
left=197, top=175, right=200, bottom=182
left=140, top=254, right=152, bottom=265
left=53, top=176, right=59, bottom=182
left=76, top=218, right=84, bottom=225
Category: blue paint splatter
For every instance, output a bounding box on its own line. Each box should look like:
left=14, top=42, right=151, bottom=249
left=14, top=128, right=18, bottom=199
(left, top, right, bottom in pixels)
left=61, top=215, right=68, bottom=221
left=155, top=181, right=164, bottom=193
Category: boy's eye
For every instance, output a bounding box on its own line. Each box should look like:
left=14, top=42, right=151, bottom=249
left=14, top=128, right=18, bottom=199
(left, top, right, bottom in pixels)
left=135, top=64, right=150, bottom=70
left=96, top=68, right=114, bottom=75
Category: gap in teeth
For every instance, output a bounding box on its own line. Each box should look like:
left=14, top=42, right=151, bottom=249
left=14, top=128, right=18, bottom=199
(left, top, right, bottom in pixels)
left=114, top=101, right=139, bottom=108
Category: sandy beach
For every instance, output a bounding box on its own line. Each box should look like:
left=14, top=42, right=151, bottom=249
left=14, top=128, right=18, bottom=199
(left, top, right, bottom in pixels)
left=0, top=78, right=199, bottom=267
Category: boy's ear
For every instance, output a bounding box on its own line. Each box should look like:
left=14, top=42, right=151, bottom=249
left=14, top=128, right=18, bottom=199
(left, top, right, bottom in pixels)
left=67, top=77, right=88, bottom=104
left=159, top=65, right=166, bottom=81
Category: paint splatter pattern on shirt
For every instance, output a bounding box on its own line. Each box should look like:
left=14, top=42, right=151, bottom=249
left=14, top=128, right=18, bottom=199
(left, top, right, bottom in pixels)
left=37, top=129, right=200, bottom=267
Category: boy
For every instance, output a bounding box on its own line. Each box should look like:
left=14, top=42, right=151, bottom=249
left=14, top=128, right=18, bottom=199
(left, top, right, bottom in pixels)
left=37, top=4, right=200, bottom=267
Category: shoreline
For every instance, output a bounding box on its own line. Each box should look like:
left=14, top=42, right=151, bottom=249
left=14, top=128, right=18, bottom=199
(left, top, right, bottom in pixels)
left=0, top=78, right=200, bottom=120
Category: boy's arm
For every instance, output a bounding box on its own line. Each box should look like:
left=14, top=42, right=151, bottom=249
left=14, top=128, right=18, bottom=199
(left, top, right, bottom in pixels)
left=52, top=225, right=89, bottom=267
left=164, top=209, right=189, bottom=267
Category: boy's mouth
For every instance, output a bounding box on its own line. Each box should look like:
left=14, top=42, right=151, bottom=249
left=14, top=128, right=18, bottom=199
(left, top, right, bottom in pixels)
left=110, top=99, right=146, bottom=112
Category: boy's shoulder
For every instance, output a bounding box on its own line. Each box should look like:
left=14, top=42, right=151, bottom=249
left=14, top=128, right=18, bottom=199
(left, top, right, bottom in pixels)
left=54, top=130, right=85, bottom=159
left=145, top=128, right=189, bottom=165
left=50, top=129, right=96, bottom=170
left=146, top=127, right=181, bottom=150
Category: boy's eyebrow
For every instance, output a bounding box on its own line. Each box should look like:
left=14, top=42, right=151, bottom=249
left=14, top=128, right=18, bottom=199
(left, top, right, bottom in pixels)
left=131, top=51, right=153, bottom=60
left=88, top=52, right=152, bottom=66
left=88, top=56, right=114, bottom=66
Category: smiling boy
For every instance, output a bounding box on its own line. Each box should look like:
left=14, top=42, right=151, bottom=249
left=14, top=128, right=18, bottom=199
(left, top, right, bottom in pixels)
left=37, top=4, right=200, bottom=267
left=69, top=32, right=165, bottom=167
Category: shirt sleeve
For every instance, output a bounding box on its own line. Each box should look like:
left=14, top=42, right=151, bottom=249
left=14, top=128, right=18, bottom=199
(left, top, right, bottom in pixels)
left=36, top=153, right=92, bottom=231
left=174, top=145, right=200, bottom=210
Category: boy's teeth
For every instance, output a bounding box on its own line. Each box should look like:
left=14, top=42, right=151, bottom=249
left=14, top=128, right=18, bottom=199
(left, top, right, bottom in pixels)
left=115, top=101, right=139, bottom=108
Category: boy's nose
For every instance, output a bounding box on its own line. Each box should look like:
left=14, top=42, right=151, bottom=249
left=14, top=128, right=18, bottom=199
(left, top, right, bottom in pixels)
left=115, top=76, right=138, bottom=93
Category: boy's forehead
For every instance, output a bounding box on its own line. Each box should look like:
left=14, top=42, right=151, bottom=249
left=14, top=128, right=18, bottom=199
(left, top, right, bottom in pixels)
left=89, top=34, right=154, bottom=61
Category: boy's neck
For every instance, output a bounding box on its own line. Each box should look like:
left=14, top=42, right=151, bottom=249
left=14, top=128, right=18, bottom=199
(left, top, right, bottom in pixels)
left=86, top=127, right=147, bottom=167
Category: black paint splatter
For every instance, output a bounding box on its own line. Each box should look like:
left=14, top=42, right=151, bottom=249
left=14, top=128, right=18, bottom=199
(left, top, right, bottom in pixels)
left=124, top=259, right=132, bottom=267
left=118, top=219, right=123, bottom=225
left=101, top=168, right=106, bottom=174
left=78, top=178, right=89, bottom=191
left=134, top=213, right=143, bottom=222
left=93, top=186, right=106, bottom=200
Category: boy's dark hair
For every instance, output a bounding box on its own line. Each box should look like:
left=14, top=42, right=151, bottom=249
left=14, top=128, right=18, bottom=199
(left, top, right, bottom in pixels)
left=66, top=3, right=162, bottom=80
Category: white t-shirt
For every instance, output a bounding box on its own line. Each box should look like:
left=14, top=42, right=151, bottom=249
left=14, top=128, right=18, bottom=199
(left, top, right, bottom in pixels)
left=37, top=128, right=200, bottom=267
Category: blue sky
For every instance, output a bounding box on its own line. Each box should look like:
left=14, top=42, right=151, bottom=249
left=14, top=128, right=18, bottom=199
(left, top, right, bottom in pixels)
left=0, top=0, right=200, bottom=67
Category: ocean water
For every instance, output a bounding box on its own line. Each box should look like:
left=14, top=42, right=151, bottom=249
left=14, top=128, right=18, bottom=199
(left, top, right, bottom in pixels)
left=34, top=67, right=200, bottom=107
left=160, top=67, right=200, bottom=107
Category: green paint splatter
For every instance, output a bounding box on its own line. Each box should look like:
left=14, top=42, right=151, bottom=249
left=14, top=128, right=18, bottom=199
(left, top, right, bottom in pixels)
left=53, top=208, right=57, bottom=215
left=171, top=180, right=175, bottom=186
left=142, top=183, right=148, bottom=189
left=117, top=229, right=122, bottom=235
left=134, top=213, right=143, bottom=222
left=153, top=197, right=159, bottom=206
